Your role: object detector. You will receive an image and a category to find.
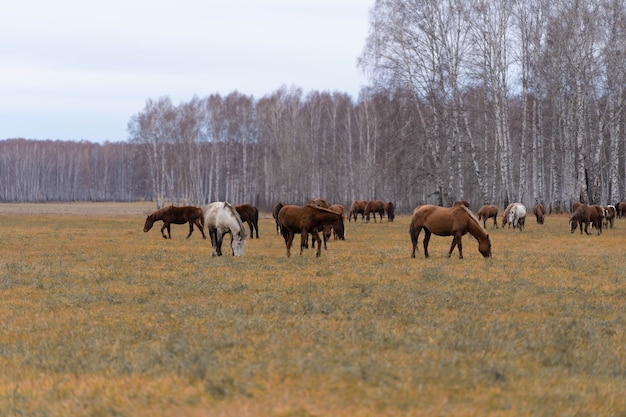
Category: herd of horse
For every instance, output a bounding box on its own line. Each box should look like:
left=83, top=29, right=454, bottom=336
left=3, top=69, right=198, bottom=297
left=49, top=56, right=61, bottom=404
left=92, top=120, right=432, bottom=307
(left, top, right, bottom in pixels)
left=143, top=199, right=625, bottom=260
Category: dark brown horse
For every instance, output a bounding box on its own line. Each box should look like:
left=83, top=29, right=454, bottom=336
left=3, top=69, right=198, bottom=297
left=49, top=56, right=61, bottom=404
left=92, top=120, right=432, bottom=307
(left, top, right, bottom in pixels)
left=385, top=201, right=395, bottom=222
left=272, top=202, right=285, bottom=235
left=235, top=204, right=259, bottom=239
left=348, top=200, right=368, bottom=222
left=278, top=204, right=345, bottom=257
left=365, top=200, right=385, bottom=223
left=569, top=204, right=603, bottom=235
left=532, top=203, right=546, bottom=224
left=143, top=206, right=206, bottom=239
left=617, top=201, right=626, bottom=218
left=410, top=205, right=491, bottom=259
left=477, top=204, right=499, bottom=229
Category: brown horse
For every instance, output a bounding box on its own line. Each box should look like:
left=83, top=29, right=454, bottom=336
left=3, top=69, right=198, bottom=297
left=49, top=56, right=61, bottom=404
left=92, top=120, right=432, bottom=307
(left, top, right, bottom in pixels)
left=453, top=200, right=470, bottom=208
left=272, top=202, right=285, bottom=235
left=143, top=206, right=206, bottom=239
left=348, top=200, right=368, bottom=222
left=365, top=200, right=385, bottom=223
left=532, top=203, right=546, bottom=224
left=235, top=204, right=259, bottom=239
left=477, top=204, right=499, bottom=229
left=410, top=205, right=491, bottom=259
left=278, top=204, right=345, bottom=257
left=569, top=204, right=603, bottom=235
left=617, top=201, right=626, bottom=218
left=385, top=201, right=395, bottom=222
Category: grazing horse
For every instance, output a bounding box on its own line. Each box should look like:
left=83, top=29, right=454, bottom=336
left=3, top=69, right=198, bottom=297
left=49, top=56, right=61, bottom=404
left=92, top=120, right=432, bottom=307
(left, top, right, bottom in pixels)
left=409, top=205, right=491, bottom=259
left=508, top=203, right=527, bottom=231
left=501, top=203, right=515, bottom=228
left=204, top=202, right=246, bottom=257
left=235, top=204, right=259, bottom=239
left=569, top=204, right=603, bottom=235
left=365, top=200, right=386, bottom=223
left=603, top=205, right=616, bottom=229
left=278, top=204, right=345, bottom=257
left=532, top=203, right=546, bottom=224
left=477, top=205, right=499, bottom=229
left=385, top=201, right=395, bottom=222
left=348, top=200, right=368, bottom=222
left=143, top=206, right=206, bottom=239
left=272, top=202, right=285, bottom=235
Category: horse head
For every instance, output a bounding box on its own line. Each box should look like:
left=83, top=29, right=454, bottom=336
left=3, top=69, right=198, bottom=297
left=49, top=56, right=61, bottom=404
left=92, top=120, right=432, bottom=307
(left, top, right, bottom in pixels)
left=143, top=214, right=155, bottom=232
left=230, top=229, right=246, bottom=257
left=479, top=235, right=492, bottom=257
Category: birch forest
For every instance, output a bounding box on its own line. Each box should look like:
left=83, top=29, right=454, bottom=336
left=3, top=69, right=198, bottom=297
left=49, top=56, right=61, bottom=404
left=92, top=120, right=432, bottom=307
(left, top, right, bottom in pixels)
left=1, top=0, right=625, bottom=213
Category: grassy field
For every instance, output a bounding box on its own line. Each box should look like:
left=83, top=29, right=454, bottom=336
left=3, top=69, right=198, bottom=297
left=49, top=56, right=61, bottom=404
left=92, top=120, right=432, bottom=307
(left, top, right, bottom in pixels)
left=0, top=202, right=624, bottom=416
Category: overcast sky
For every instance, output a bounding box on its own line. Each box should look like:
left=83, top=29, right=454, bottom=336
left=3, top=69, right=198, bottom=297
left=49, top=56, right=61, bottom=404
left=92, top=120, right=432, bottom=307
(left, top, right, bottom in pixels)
left=1, top=0, right=372, bottom=143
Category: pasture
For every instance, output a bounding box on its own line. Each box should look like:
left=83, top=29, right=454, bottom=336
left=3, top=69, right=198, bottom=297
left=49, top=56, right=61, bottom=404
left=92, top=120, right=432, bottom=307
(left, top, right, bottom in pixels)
left=0, top=202, right=624, bottom=416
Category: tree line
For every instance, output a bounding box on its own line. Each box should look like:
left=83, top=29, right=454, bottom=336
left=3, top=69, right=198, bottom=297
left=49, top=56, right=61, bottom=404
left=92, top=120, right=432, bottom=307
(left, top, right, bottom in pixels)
left=1, top=0, right=625, bottom=213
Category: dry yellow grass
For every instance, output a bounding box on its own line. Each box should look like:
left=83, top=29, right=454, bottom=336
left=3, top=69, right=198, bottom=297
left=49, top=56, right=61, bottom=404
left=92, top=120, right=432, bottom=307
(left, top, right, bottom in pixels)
left=0, top=203, right=624, bottom=416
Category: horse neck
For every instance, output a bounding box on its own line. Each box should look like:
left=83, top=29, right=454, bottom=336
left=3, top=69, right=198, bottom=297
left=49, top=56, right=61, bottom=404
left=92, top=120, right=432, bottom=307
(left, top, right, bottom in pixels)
left=466, top=212, right=488, bottom=241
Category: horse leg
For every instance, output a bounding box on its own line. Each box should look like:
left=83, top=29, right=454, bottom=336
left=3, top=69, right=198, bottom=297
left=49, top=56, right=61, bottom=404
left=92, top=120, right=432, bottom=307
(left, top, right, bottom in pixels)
left=311, top=231, right=323, bottom=257
left=282, top=231, right=293, bottom=257
left=299, top=231, right=308, bottom=256
left=422, top=230, right=431, bottom=258
left=186, top=221, right=194, bottom=239
left=160, top=222, right=169, bottom=239
left=247, top=221, right=254, bottom=239
left=447, top=236, right=458, bottom=258
left=451, top=234, right=463, bottom=259
left=215, top=232, right=224, bottom=256
left=410, top=225, right=421, bottom=258
left=196, top=219, right=207, bottom=239
left=209, top=227, right=219, bottom=256
left=254, top=221, right=259, bottom=238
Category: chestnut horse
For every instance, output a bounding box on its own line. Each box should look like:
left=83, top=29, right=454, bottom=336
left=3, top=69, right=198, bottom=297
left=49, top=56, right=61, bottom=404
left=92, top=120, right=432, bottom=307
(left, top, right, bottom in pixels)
left=143, top=206, right=206, bottom=239
left=348, top=200, right=368, bottom=222
left=409, top=205, right=491, bottom=259
left=532, top=203, right=546, bottom=224
left=272, top=202, right=285, bottom=235
left=385, top=201, right=395, bottom=222
left=278, top=204, right=345, bottom=257
left=235, top=204, right=259, bottom=239
left=569, top=204, right=603, bottom=235
left=477, top=205, right=499, bottom=229
left=365, top=200, right=385, bottom=223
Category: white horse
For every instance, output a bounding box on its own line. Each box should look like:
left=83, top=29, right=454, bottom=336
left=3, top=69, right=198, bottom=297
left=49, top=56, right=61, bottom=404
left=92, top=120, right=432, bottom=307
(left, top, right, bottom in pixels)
left=204, top=201, right=246, bottom=257
left=507, top=203, right=527, bottom=231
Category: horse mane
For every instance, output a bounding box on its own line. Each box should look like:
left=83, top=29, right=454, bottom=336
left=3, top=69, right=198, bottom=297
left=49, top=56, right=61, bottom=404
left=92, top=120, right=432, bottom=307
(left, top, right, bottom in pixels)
left=149, top=206, right=170, bottom=217
left=224, top=202, right=246, bottom=235
left=460, top=206, right=485, bottom=231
